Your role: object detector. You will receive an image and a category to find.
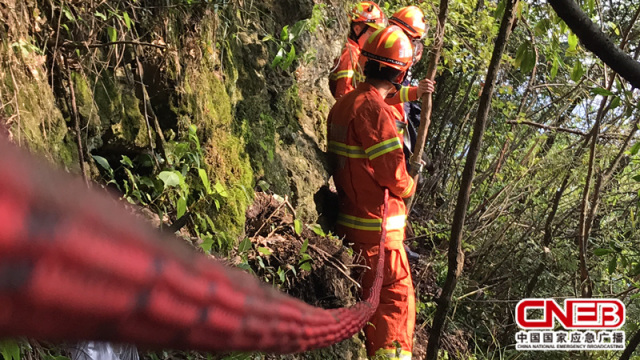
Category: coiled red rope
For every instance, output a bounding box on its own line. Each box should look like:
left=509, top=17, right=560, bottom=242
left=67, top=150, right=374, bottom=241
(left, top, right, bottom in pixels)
left=0, top=139, right=387, bottom=354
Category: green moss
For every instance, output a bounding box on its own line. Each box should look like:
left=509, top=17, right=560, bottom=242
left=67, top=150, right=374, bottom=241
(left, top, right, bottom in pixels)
left=176, top=65, right=254, bottom=242
left=1, top=56, right=73, bottom=167
left=91, top=71, right=151, bottom=150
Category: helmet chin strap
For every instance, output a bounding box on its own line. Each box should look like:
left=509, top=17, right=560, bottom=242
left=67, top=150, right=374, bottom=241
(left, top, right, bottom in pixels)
left=350, top=25, right=370, bottom=43
left=391, top=70, right=409, bottom=90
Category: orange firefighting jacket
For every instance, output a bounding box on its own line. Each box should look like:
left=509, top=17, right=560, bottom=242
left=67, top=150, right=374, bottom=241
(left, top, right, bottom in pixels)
left=327, top=82, right=416, bottom=246
left=329, top=38, right=364, bottom=99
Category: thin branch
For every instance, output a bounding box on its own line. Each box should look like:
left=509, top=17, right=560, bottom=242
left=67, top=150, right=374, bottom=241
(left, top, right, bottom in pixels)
left=64, top=60, right=88, bottom=186
left=507, top=120, right=588, bottom=136
left=506, top=120, right=628, bottom=139
left=62, top=40, right=167, bottom=50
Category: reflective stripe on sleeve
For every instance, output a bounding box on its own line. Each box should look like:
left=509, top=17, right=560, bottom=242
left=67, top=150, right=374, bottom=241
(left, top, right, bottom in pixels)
left=329, top=70, right=355, bottom=81
left=399, top=86, right=411, bottom=103
left=365, top=137, right=403, bottom=160
left=328, top=141, right=367, bottom=159
left=337, top=214, right=406, bottom=231
left=400, top=177, right=414, bottom=198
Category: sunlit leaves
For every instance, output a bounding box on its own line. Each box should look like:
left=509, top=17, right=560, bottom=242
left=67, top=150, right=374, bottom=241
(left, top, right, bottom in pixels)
left=550, top=56, right=560, bottom=80
left=567, top=32, right=578, bottom=53
left=515, top=41, right=535, bottom=73
left=571, top=61, right=584, bottom=81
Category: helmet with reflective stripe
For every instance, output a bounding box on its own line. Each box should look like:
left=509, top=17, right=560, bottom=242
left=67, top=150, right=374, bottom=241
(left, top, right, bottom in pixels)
left=350, top=1, right=387, bottom=28
left=361, top=25, right=413, bottom=73
left=389, top=6, right=427, bottom=40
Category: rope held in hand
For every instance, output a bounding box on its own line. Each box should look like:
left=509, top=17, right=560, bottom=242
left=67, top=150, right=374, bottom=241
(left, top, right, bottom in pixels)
left=0, top=139, right=387, bottom=354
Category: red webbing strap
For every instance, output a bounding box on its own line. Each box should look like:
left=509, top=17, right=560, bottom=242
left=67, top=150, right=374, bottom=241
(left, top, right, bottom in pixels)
left=0, top=139, right=385, bottom=354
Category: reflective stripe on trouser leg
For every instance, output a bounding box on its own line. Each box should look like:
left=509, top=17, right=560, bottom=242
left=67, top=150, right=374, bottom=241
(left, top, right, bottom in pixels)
left=377, top=348, right=412, bottom=360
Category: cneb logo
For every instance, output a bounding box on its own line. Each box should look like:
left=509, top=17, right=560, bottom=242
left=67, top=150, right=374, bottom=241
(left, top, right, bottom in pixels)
left=516, top=299, right=625, bottom=329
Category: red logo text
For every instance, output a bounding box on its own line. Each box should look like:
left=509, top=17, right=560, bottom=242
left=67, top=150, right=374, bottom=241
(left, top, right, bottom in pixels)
left=516, top=299, right=625, bottom=329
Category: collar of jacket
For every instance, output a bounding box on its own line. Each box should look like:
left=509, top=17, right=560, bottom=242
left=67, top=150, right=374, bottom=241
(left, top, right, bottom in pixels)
left=356, top=81, right=385, bottom=100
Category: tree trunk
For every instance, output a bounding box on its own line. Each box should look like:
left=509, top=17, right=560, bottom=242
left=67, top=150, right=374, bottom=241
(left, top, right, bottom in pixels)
left=547, top=0, right=640, bottom=88
left=620, top=328, right=640, bottom=360
left=423, top=1, right=520, bottom=358
left=408, top=0, right=450, bottom=181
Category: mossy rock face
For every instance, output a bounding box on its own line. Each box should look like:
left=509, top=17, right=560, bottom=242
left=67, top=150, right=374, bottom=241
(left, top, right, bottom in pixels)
left=176, top=64, right=254, bottom=240
left=73, top=69, right=152, bottom=153
left=0, top=45, right=75, bottom=168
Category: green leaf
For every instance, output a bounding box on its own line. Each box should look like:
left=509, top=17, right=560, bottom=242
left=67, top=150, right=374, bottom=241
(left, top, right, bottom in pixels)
left=92, top=155, right=111, bottom=171
left=107, top=27, right=117, bottom=42
left=630, top=142, right=640, bottom=156
left=158, top=171, right=180, bottom=189
left=258, top=247, right=273, bottom=256
left=177, top=196, right=187, bottom=219
left=521, top=48, right=535, bottom=74
left=280, top=45, right=296, bottom=70
left=198, top=168, right=212, bottom=195
left=593, top=248, right=615, bottom=256
left=587, top=0, right=595, bottom=15
left=257, top=180, right=270, bottom=192
left=514, top=42, right=528, bottom=68
left=238, top=237, right=252, bottom=253
left=280, top=25, right=289, bottom=42
left=271, top=48, right=285, bottom=69
left=289, top=20, right=307, bottom=41
left=591, top=87, right=614, bottom=96
left=534, top=19, right=550, bottom=37
left=278, top=268, right=286, bottom=283
left=494, top=0, right=506, bottom=19
left=200, top=235, right=214, bottom=253
left=567, top=32, right=578, bottom=52
left=608, top=256, right=618, bottom=274
left=94, top=11, right=107, bottom=21
left=120, top=155, right=134, bottom=168
left=0, top=339, right=21, bottom=360
left=608, top=21, right=620, bottom=36
left=609, top=96, right=621, bottom=109
left=123, top=12, right=132, bottom=30
left=214, top=181, right=228, bottom=198
left=550, top=56, right=560, bottom=80
left=62, top=7, right=75, bottom=21
left=570, top=61, right=584, bottom=81
left=632, top=174, right=640, bottom=182
left=311, top=224, right=325, bottom=237
left=299, top=253, right=312, bottom=271
left=300, top=239, right=309, bottom=254
left=294, top=219, right=303, bottom=235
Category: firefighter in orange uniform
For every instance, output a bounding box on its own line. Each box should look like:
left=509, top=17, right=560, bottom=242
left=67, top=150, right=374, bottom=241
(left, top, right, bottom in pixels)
left=386, top=6, right=430, bottom=106
left=329, top=1, right=386, bottom=99
left=327, top=26, right=428, bottom=360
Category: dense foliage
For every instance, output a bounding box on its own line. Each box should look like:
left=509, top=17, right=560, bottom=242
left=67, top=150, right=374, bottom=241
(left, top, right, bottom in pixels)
left=398, top=0, right=640, bottom=358
left=1, top=0, right=640, bottom=359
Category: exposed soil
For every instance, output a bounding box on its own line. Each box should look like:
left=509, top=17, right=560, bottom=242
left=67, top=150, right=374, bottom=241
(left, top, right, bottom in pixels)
left=240, top=192, right=359, bottom=309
